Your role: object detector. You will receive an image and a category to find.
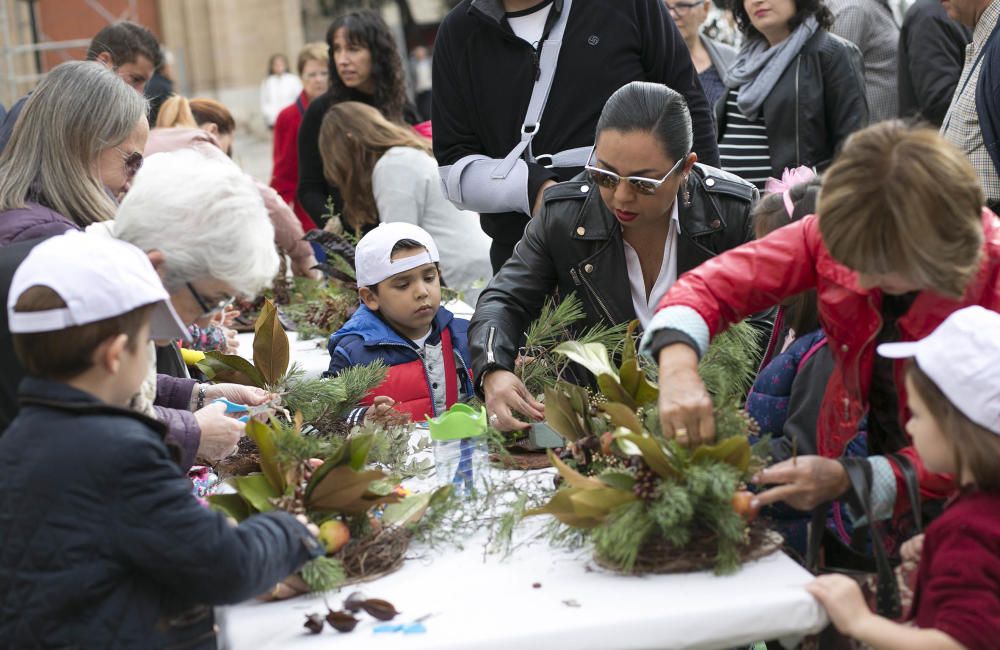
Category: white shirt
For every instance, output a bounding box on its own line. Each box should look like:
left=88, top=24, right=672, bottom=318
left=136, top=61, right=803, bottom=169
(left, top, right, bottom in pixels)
left=507, top=0, right=553, bottom=46
left=260, top=73, right=302, bottom=126
left=622, top=201, right=680, bottom=328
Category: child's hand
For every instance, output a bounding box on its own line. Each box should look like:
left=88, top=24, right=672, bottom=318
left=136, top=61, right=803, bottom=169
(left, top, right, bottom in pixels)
left=901, top=534, right=925, bottom=564
left=806, top=574, right=872, bottom=636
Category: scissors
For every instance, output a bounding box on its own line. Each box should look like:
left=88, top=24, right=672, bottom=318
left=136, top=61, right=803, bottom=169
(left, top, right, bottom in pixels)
left=212, top=398, right=282, bottom=423
left=373, top=613, right=434, bottom=635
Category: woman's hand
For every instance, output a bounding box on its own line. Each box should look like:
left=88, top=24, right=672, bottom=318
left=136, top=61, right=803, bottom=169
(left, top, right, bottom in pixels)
left=193, top=401, right=245, bottom=461
left=806, top=574, right=872, bottom=636
left=222, top=327, right=240, bottom=353
left=657, top=344, right=714, bottom=446
left=204, top=384, right=275, bottom=407
left=483, top=369, right=544, bottom=432
left=752, top=456, right=850, bottom=511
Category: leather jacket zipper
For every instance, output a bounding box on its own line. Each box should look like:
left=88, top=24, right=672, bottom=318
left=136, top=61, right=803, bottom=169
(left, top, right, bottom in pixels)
left=486, top=326, right=497, bottom=366
left=571, top=266, right=615, bottom=323
left=795, top=55, right=802, bottom=166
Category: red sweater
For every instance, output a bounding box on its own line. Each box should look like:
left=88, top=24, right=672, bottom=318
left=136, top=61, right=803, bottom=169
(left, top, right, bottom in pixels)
left=270, top=91, right=317, bottom=232
left=910, top=488, right=1000, bottom=650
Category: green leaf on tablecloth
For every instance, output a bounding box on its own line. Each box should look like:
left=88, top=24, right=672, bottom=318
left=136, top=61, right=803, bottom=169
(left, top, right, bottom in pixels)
left=207, top=493, right=252, bottom=521
left=231, top=474, right=279, bottom=513
left=253, top=299, right=290, bottom=386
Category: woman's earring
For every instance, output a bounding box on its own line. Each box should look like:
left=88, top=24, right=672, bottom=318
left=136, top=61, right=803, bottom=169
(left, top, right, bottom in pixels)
left=682, top=179, right=691, bottom=208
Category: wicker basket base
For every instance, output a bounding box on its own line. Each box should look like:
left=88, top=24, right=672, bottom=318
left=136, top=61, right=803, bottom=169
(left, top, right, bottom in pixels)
left=337, top=525, right=411, bottom=584
left=594, top=524, right=783, bottom=575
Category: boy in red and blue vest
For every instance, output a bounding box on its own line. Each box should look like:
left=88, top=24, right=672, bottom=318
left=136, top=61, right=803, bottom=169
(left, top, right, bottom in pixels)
left=326, top=223, right=474, bottom=423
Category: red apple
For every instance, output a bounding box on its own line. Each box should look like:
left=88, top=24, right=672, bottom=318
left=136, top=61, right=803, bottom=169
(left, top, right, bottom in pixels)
left=319, top=520, right=351, bottom=554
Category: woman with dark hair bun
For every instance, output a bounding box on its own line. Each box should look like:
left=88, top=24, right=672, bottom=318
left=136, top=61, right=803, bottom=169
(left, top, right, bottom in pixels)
left=717, top=0, right=869, bottom=189
left=296, top=9, right=420, bottom=227
left=468, top=81, right=758, bottom=432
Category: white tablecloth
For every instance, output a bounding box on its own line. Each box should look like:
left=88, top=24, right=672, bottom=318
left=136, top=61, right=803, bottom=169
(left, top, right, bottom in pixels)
left=235, top=300, right=475, bottom=380
left=220, top=531, right=826, bottom=650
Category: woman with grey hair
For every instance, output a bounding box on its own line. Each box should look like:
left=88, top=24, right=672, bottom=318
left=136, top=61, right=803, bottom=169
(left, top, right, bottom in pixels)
left=0, top=61, right=148, bottom=245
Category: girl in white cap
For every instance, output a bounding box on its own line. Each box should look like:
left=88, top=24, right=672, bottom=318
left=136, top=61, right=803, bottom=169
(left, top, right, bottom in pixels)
left=807, top=305, right=1000, bottom=650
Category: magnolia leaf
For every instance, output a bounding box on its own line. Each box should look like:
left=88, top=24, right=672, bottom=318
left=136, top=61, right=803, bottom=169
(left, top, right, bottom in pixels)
left=231, top=474, right=280, bottom=513
left=207, top=493, right=252, bottom=521
left=614, top=431, right=678, bottom=479
left=366, top=479, right=397, bottom=496
left=568, top=486, right=636, bottom=518
left=553, top=341, right=618, bottom=379
left=196, top=352, right=265, bottom=387
left=599, top=471, right=636, bottom=491
left=523, top=489, right=605, bottom=528
left=597, top=373, right=637, bottom=409
left=619, top=358, right=659, bottom=406
left=306, top=466, right=386, bottom=515
left=544, top=386, right=583, bottom=442
left=548, top=449, right=605, bottom=489
left=622, top=319, right=640, bottom=365
left=691, top=436, right=752, bottom=473
left=254, top=300, right=290, bottom=386
left=599, top=402, right=643, bottom=435
left=561, top=382, right=590, bottom=418
left=246, top=419, right=284, bottom=493
left=347, top=432, right=374, bottom=471
left=304, top=446, right=350, bottom=499
left=428, top=484, right=453, bottom=508
left=381, top=491, right=434, bottom=527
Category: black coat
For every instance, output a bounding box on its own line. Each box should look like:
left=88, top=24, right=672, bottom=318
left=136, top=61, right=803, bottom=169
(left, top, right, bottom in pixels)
left=468, top=164, right=757, bottom=386
left=0, top=379, right=323, bottom=649
left=432, top=0, right=720, bottom=247
left=715, top=30, right=869, bottom=176
left=898, top=0, right=971, bottom=127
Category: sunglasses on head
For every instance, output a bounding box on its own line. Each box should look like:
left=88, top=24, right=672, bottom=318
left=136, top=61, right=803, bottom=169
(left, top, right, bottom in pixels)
left=115, top=147, right=144, bottom=178
left=585, top=149, right=688, bottom=196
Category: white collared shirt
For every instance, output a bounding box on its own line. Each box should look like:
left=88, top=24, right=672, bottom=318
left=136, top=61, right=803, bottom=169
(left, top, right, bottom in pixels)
left=622, top=200, right=680, bottom=328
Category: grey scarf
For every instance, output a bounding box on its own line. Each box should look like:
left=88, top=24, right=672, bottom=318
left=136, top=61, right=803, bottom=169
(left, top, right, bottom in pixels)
left=725, top=16, right=819, bottom=122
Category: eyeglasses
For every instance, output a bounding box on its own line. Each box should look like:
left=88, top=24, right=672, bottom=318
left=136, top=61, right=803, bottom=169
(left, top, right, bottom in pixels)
left=666, top=0, right=706, bottom=15
left=186, top=282, right=235, bottom=318
left=115, top=147, right=144, bottom=178
left=585, top=148, right=688, bottom=195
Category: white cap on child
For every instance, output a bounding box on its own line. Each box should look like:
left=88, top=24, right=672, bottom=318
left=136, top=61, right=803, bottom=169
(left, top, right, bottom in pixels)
left=355, top=222, right=440, bottom=287
left=878, top=305, right=1000, bottom=435
left=7, top=231, right=190, bottom=341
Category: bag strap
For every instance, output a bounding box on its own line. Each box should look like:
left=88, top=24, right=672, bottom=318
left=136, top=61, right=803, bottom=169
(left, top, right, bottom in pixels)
left=492, top=0, right=574, bottom=179
left=888, top=452, right=923, bottom=533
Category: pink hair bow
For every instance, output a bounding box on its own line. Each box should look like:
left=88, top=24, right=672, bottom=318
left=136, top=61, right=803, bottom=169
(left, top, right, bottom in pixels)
left=764, top=166, right=816, bottom=219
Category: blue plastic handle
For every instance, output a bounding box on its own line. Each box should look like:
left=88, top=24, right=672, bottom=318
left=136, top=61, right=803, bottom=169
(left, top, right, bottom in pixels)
left=212, top=398, right=250, bottom=423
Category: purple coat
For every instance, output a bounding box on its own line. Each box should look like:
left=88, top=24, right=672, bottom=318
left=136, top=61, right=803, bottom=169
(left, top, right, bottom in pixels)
left=0, top=201, right=78, bottom=246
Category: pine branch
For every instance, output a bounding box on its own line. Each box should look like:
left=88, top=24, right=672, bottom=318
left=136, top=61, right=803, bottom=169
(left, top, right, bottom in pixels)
left=698, top=320, right=760, bottom=407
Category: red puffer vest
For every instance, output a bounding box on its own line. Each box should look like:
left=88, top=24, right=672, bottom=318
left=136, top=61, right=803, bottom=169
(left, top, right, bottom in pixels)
left=657, top=209, right=1000, bottom=513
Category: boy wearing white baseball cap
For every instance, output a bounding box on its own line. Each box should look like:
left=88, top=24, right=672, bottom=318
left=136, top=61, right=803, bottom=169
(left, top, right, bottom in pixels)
left=327, top=222, right=474, bottom=422
left=0, top=232, right=322, bottom=648
left=808, top=306, right=1000, bottom=650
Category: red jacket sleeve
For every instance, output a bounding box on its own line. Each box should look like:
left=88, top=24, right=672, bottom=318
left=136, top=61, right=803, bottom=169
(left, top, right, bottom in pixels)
left=270, top=106, right=299, bottom=208
left=655, top=215, right=823, bottom=336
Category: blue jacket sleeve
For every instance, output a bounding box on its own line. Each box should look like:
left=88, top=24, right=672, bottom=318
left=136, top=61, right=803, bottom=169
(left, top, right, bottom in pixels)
left=978, top=38, right=1000, bottom=180
left=109, top=431, right=323, bottom=604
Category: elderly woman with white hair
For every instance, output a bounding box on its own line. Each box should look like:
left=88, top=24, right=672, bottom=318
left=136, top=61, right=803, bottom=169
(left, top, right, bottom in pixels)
left=0, top=149, right=281, bottom=472
left=0, top=61, right=147, bottom=245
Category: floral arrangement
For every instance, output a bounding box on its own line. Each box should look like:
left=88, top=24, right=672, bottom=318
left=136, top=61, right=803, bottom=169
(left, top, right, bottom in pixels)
left=524, top=322, right=778, bottom=575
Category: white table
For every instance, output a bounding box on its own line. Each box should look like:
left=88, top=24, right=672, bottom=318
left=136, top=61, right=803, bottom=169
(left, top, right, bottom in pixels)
left=235, top=300, right=476, bottom=380
left=220, top=526, right=826, bottom=650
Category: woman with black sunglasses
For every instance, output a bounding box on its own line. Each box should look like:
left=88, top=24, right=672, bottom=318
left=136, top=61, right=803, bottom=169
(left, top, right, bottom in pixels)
left=468, top=81, right=759, bottom=432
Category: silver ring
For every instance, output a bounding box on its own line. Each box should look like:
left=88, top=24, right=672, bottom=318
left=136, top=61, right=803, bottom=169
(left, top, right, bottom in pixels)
left=489, top=413, right=499, bottom=425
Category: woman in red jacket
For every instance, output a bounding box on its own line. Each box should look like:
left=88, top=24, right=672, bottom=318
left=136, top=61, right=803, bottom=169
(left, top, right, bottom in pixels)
left=270, top=42, right=330, bottom=232
left=643, top=121, right=1000, bottom=521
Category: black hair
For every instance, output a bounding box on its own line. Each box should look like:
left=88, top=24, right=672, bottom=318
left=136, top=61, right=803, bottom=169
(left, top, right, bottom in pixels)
left=595, top=81, right=693, bottom=163
left=366, top=239, right=440, bottom=294
left=729, top=0, right=833, bottom=41
left=86, top=21, right=163, bottom=69
left=326, top=9, right=408, bottom=123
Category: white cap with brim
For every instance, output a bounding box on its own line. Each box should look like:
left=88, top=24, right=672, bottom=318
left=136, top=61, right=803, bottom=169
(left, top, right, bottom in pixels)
left=354, top=222, right=440, bottom=287
left=7, top=231, right=190, bottom=342
left=877, top=305, right=1000, bottom=435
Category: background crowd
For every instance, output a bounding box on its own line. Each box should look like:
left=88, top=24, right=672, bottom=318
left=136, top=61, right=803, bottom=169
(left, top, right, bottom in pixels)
left=0, top=0, right=999, bottom=649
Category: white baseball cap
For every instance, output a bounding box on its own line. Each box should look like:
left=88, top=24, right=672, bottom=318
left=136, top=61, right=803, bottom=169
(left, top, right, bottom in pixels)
left=355, top=222, right=440, bottom=287
left=7, top=231, right=190, bottom=342
left=878, top=305, right=1000, bottom=434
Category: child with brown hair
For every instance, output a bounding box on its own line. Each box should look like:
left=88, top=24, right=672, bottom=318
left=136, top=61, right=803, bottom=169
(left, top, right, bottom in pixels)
left=808, top=306, right=1000, bottom=650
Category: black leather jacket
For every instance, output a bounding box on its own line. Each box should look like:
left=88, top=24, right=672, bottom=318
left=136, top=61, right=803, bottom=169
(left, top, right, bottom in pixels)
left=716, top=30, right=869, bottom=176
left=469, top=164, right=757, bottom=387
